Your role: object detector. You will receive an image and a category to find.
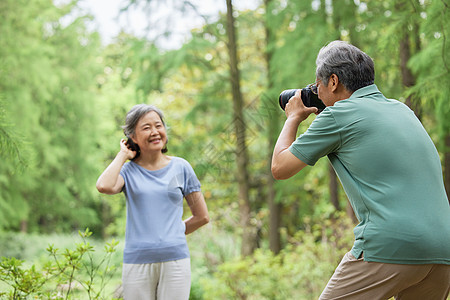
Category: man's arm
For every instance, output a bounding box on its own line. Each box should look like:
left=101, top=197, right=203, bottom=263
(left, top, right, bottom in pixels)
left=271, top=117, right=308, bottom=180
left=271, top=90, right=317, bottom=180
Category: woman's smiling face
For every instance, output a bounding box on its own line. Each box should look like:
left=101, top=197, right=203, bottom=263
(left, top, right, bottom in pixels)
left=131, top=111, right=167, bottom=153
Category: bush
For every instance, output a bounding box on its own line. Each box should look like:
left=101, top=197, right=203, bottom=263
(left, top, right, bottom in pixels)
left=200, top=213, right=354, bottom=300
left=0, top=229, right=121, bottom=299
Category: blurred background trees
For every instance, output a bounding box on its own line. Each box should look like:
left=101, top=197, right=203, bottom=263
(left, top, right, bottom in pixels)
left=1, top=0, right=449, bottom=298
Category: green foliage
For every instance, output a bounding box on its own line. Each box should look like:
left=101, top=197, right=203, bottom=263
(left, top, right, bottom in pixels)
left=199, top=212, right=354, bottom=300
left=0, top=90, right=32, bottom=229
left=0, top=0, right=105, bottom=233
left=408, top=0, right=450, bottom=143
left=0, top=229, right=120, bottom=299
left=0, top=95, right=28, bottom=169
left=0, top=3, right=449, bottom=299
left=111, top=0, right=449, bottom=255
left=0, top=256, right=51, bottom=299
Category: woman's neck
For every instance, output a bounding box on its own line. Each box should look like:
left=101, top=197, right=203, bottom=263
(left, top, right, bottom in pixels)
left=134, top=152, right=171, bottom=171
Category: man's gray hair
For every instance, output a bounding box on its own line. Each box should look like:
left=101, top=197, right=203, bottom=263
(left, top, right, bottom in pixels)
left=315, top=40, right=375, bottom=92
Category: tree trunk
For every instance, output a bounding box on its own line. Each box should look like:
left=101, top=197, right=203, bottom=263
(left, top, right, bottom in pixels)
left=225, top=0, right=255, bottom=256
left=101, top=198, right=110, bottom=239
left=264, top=0, right=282, bottom=254
left=20, top=220, right=28, bottom=233
left=445, top=134, right=450, bottom=204
left=329, top=163, right=340, bottom=211
left=346, top=200, right=358, bottom=224
left=399, top=34, right=419, bottom=116
left=267, top=121, right=281, bottom=253
left=397, top=1, right=421, bottom=119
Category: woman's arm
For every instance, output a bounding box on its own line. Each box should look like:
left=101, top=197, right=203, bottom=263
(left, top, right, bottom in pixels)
left=96, top=139, right=135, bottom=195
left=184, top=191, right=209, bottom=234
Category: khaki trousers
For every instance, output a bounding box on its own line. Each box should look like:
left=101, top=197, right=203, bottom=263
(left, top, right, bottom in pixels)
left=122, top=258, right=191, bottom=300
left=319, top=252, right=450, bottom=300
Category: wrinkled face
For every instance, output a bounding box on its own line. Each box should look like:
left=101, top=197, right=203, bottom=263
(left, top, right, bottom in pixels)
left=131, top=111, right=167, bottom=153
left=316, top=77, right=333, bottom=107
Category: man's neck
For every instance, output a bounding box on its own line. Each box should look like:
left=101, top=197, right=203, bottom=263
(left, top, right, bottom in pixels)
left=332, top=86, right=353, bottom=105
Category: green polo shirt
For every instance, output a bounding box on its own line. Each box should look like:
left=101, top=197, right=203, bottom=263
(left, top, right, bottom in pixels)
left=289, top=84, right=450, bottom=264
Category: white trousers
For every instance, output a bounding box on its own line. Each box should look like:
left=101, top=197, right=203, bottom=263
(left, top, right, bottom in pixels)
left=122, top=258, right=191, bottom=300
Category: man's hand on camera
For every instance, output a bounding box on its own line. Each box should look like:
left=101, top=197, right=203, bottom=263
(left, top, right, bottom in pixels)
left=285, top=89, right=318, bottom=122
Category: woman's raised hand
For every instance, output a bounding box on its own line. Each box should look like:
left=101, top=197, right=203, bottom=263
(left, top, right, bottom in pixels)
left=120, top=139, right=137, bottom=160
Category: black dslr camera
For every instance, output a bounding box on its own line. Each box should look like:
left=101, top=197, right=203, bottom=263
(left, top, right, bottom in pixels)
left=279, top=85, right=326, bottom=113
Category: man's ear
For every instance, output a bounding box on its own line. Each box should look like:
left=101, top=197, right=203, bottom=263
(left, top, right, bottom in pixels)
left=329, top=74, right=339, bottom=92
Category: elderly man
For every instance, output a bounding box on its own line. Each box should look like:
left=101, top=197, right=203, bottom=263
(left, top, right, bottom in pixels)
left=272, top=40, right=450, bottom=300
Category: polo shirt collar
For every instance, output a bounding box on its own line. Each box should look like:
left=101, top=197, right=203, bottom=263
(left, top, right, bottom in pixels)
left=348, top=84, right=381, bottom=100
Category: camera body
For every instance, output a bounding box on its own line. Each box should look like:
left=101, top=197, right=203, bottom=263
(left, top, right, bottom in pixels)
left=279, top=87, right=326, bottom=112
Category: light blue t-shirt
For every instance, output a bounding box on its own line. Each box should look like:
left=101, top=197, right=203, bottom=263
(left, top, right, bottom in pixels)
left=120, top=157, right=201, bottom=264
left=289, top=84, right=450, bottom=265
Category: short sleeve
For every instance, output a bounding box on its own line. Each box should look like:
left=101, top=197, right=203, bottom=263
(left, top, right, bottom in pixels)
left=289, top=109, right=342, bottom=165
left=119, top=163, right=127, bottom=178
left=119, top=162, right=130, bottom=193
left=181, top=160, right=201, bottom=196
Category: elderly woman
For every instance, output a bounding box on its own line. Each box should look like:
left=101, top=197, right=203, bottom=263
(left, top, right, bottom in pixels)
left=97, top=104, right=209, bottom=299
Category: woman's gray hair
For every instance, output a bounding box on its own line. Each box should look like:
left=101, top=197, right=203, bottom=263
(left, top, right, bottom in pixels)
left=122, top=104, right=168, bottom=154
left=315, top=40, right=375, bottom=92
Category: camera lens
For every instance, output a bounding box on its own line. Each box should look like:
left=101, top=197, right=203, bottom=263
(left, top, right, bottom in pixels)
left=278, top=87, right=326, bottom=112
left=278, top=89, right=298, bottom=111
